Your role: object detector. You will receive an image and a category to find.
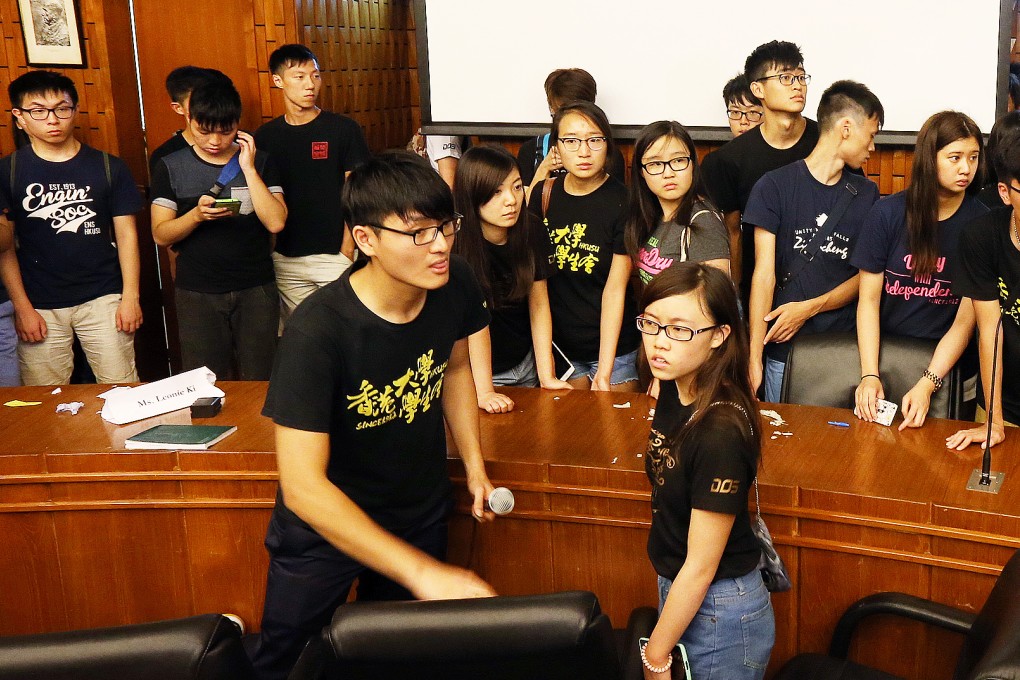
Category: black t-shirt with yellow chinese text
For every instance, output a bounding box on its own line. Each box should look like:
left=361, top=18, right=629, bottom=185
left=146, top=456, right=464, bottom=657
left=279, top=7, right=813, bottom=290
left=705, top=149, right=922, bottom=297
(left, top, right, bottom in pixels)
left=531, top=176, right=639, bottom=363
left=262, top=255, right=489, bottom=531
left=646, top=380, right=761, bottom=581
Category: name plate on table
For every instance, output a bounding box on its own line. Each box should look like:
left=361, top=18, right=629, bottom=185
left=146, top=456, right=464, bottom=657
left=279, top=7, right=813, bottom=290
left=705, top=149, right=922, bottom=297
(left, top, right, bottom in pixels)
left=100, top=367, right=225, bottom=425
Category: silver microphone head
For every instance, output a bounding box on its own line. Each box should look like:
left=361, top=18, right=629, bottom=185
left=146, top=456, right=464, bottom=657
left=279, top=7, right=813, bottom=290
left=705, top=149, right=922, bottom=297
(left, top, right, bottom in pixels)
left=486, top=487, right=515, bottom=515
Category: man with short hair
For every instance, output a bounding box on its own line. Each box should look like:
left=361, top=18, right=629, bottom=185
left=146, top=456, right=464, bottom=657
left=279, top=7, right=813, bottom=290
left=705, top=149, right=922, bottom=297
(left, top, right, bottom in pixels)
left=948, top=126, right=1020, bottom=449
left=249, top=152, right=497, bottom=680
left=0, top=70, right=144, bottom=386
left=150, top=77, right=287, bottom=380
left=255, top=44, right=370, bottom=321
left=148, top=66, right=230, bottom=175
left=745, top=80, right=884, bottom=401
left=702, top=41, right=820, bottom=304
left=722, top=73, right=764, bottom=137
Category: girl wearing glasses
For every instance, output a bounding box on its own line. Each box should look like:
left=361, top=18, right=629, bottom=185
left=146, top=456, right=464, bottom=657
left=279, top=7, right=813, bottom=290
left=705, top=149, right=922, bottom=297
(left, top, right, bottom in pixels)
left=626, top=121, right=730, bottom=287
left=852, top=111, right=987, bottom=427
left=453, top=146, right=573, bottom=413
left=533, top=100, right=640, bottom=392
left=637, top=263, right=774, bottom=680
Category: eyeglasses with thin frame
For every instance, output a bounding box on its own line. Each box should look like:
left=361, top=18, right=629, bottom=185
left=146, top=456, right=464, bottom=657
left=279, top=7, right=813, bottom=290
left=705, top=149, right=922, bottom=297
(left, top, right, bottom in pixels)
left=641, top=156, right=691, bottom=175
left=726, top=109, right=763, bottom=122
left=18, top=105, right=76, bottom=121
left=367, top=214, right=463, bottom=246
left=636, top=316, right=718, bottom=342
left=756, top=73, right=811, bottom=87
left=1005, top=183, right=1020, bottom=196
left=558, top=136, right=607, bottom=152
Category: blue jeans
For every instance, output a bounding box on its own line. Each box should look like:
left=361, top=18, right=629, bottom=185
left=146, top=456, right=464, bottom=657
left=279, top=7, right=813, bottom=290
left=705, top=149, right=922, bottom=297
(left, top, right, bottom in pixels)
left=0, top=300, right=19, bottom=386
left=658, top=569, right=775, bottom=680
left=492, top=350, right=539, bottom=387
left=763, top=357, right=786, bottom=403
left=569, top=348, right=639, bottom=385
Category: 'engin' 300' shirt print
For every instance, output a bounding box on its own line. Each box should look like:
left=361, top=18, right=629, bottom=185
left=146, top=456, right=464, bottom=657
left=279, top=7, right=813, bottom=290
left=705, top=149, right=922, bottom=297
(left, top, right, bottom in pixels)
left=23, top=182, right=98, bottom=234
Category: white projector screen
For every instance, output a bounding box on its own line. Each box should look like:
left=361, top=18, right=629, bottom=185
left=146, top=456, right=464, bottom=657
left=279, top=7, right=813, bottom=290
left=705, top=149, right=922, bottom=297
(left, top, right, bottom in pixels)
left=416, top=1, right=1012, bottom=143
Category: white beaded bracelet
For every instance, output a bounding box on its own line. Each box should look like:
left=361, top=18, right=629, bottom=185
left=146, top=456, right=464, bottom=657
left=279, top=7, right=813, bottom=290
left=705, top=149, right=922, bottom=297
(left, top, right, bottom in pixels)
left=639, top=640, right=673, bottom=674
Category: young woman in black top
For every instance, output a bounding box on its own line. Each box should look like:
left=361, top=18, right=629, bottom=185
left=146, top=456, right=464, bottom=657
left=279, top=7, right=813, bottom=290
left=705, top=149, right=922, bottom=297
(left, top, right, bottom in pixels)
left=453, top=145, right=572, bottom=413
left=533, top=100, right=640, bottom=392
left=637, top=263, right=774, bottom=679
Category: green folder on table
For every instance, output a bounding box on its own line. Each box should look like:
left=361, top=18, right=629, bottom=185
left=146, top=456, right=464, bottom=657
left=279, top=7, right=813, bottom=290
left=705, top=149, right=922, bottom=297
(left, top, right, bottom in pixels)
left=125, top=424, right=237, bottom=450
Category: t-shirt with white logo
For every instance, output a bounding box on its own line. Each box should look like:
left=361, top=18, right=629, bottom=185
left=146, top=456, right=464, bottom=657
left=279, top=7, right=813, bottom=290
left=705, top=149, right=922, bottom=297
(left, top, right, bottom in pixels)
left=0, top=144, right=142, bottom=309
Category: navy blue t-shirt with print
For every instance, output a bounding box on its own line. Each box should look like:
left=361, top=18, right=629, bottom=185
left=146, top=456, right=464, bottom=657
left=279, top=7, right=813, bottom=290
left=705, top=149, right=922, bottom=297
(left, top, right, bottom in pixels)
left=0, top=144, right=142, bottom=309
left=530, top=176, right=639, bottom=363
left=262, top=255, right=490, bottom=531
left=743, top=160, right=879, bottom=363
left=851, top=192, right=988, bottom=339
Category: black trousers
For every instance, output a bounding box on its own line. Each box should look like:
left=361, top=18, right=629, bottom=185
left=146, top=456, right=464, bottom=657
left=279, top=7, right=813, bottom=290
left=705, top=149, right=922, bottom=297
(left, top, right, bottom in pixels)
left=248, top=503, right=449, bottom=680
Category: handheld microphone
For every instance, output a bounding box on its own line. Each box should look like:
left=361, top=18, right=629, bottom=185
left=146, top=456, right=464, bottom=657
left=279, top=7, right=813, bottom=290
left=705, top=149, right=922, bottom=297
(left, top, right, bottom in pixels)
left=486, top=487, right=515, bottom=515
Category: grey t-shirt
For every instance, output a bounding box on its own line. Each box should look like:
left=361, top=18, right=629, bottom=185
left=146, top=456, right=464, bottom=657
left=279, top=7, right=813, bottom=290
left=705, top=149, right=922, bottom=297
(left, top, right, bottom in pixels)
left=636, top=200, right=729, bottom=285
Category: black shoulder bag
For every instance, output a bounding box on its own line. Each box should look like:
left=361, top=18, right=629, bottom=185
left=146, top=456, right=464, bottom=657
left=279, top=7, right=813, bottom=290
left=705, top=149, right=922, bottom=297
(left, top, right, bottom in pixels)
left=777, top=180, right=858, bottom=290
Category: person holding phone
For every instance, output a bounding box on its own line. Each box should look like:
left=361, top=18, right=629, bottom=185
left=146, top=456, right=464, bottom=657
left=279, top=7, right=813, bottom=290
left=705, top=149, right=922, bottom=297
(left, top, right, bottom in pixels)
left=530, top=100, right=640, bottom=392
left=151, top=77, right=287, bottom=380
left=638, top=262, right=774, bottom=679
left=452, top=145, right=572, bottom=413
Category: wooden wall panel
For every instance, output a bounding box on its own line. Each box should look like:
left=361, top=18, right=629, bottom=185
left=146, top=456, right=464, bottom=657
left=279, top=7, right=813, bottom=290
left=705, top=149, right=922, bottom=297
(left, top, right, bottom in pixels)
left=254, top=0, right=415, bottom=152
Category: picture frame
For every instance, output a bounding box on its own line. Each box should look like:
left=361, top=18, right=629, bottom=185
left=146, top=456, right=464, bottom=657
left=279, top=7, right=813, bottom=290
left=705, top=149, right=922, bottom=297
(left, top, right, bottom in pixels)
left=16, top=0, right=87, bottom=68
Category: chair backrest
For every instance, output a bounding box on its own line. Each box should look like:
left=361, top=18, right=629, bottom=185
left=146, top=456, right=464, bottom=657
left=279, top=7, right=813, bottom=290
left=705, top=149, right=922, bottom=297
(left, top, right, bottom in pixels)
left=955, top=550, right=1020, bottom=679
left=0, top=614, right=253, bottom=680
left=287, top=590, right=623, bottom=680
left=780, top=331, right=964, bottom=419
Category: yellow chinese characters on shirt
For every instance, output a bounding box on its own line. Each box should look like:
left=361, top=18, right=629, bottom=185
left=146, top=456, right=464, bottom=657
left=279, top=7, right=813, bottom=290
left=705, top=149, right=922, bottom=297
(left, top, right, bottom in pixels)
left=547, top=220, right=599, bottom=274
left=345, top=349, right=449, bottom=430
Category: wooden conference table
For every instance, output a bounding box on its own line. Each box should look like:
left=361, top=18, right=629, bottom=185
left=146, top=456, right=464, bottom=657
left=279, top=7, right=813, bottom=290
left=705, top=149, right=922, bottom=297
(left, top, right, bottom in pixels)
left=1, top=382, right=1019, bottom=678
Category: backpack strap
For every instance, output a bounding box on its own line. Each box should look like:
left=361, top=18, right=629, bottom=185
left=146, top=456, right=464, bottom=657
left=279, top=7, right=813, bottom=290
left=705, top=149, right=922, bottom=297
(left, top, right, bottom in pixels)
left=541, top=177, right=555, bottom=220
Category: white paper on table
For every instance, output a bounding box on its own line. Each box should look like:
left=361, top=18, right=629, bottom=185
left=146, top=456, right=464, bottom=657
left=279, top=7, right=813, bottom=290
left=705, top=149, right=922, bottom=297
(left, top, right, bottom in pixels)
left=100, top=367, right=225, bottom=425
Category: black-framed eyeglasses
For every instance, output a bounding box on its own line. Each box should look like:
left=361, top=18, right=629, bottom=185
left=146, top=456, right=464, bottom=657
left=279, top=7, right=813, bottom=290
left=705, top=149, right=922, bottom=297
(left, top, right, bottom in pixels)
left=726, top=109, right=763, bottom=122
left=1006, top=184, right=1020, bottom=196
left=18, top=105, right=76, bottom=121
left=558, top=136, right=607, bottom=152
left=367, top=214, right=462, bottom=246
left=641, top=156, right=691, bottom=175
left=756, top=73, right=811, bottom=86
left=636, top=317, right=718, bottom=342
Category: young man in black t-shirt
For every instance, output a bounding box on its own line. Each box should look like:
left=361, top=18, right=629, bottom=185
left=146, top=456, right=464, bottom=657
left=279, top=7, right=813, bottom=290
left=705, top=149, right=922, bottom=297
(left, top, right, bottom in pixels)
left=249, top=153, right=497, bottom=680
left=948, top=129, right=1020, bottom=450
left=0, top=70, right=143, bottom=386
left=702, top=41, right=820, bottom=305
left=255, top=44, right=371, bottom=322
left=151, top=78, right=287, bottom=380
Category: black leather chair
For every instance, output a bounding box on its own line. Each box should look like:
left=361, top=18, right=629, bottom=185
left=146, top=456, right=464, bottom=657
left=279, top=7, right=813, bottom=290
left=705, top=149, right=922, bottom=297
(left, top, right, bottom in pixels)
left=0, top=613, right=254, bottom=680
left=774, top=549, right=1020, bottom=679
left=780, top=331, right=964, bottom=419
left=287, top=590, right=651, bottom=680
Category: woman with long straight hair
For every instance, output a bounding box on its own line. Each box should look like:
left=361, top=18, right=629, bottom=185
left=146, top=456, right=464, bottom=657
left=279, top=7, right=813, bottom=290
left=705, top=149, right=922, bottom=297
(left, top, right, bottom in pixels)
left=626, top=120, right=730, bottom=285
left=637, top=262, right=774, bottom=679
left=453, top=145, right=572, bottom=413
left=532, top=100, right=640, bottom=392
left=853, top=111, right=987, bottom=426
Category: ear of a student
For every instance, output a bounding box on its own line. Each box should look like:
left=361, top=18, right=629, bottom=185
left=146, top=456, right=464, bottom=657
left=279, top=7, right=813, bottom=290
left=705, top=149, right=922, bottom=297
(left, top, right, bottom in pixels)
left=170, top=102, right=185, bottom=116
left=710, top=324, right=731, bottom=349
left=351, top=224, right=377, bottom=257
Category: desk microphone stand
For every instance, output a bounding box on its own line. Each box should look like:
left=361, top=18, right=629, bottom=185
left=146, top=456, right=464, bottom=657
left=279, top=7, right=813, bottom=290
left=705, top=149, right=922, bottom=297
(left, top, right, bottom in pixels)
left=967, top=316, right=1004, bottom=494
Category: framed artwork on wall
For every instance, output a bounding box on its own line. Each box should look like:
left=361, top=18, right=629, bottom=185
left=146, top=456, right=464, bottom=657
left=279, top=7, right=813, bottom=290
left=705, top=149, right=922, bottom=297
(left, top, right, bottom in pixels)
left=16, top=0, right=87, bottom=68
